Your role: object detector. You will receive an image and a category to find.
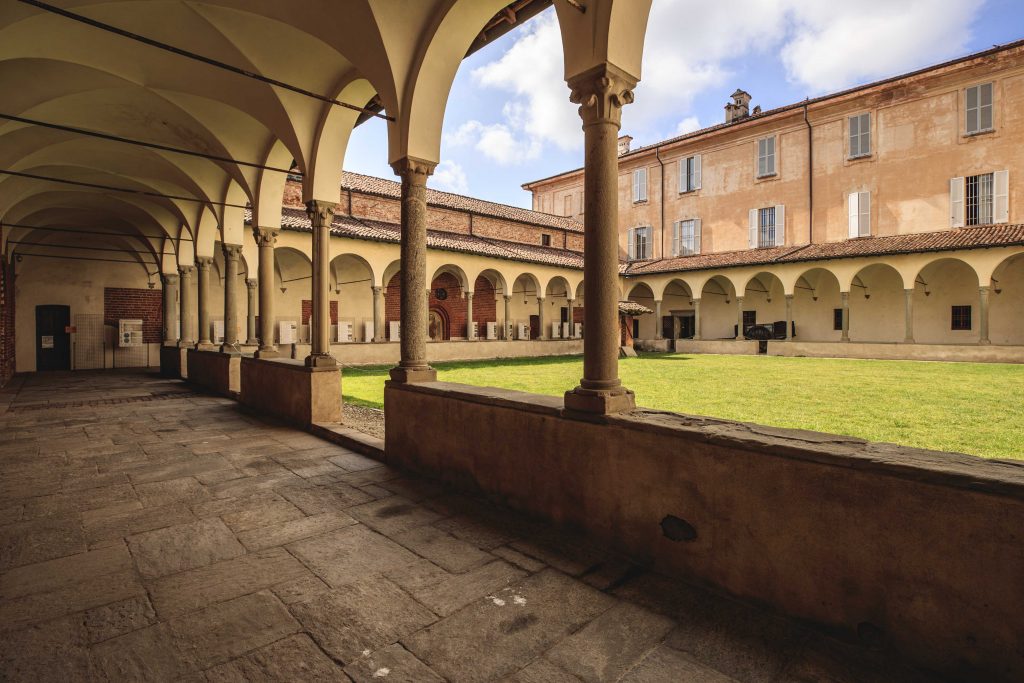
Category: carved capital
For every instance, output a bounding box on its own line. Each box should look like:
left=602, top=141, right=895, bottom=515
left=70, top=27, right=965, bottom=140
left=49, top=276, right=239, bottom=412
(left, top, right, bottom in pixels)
left=372, top=286, right=382, bottom=295
left=178, top=265, right=196, bottom=278
left=161, top=274, right=179, bottom=286
left=567, top=64, right=638, bottom=128
left=221, top=243, right=242, bottom=261
left=305, top=200, right=337, bottom=229
left=195, top=256, right=213, bottom=271
left=253, top=227, right=278, bottom=248
left=504, top=295, right=513, bottom=302
left=245, top=278, right=258, bottom=291
left=390, top=156, right=437, bottom=185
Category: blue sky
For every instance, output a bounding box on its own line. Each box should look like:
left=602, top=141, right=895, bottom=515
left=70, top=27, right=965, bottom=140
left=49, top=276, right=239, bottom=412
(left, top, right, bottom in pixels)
left=344, top=0, right=1024, bottom=209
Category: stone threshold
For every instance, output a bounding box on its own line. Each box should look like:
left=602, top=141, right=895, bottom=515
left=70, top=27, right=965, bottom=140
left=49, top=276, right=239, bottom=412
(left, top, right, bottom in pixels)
left=309, top=422, right=385, bottom=461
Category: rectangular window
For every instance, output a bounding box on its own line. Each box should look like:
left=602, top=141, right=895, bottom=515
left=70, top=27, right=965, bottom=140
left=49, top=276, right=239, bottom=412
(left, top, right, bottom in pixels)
left=632, top=168, right=648, bottom=202
left=627, top=226, right=651, bottom=260
left=757, top=136, right=776, bottom=177
left=848, top=191, right=870, bottom=238
left=541, top=234, right=551, bottom=247
left=743, top=311, right=756, bottom=327
left=965, top=83, right=994, bottom=134
left=672, top=219, right=701, bottom=256
left=679, top=154, right=701, bottom=192
left=563, top=195, right=572, bottom=216
left=749, top=205, right=784, bottom=248
left=849, top=113, right=871, bottom=158
left=759, top=207, right=775, bottom=246
left=833, top=308, right=844, bottom=331
left=951, top=305, right=972, bottom=331
left=966, top=172, right=994, bottom=226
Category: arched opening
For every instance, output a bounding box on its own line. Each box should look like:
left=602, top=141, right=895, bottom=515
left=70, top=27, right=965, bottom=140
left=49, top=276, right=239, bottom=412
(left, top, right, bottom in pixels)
left=792, top=268, right=843, bottom=342
left=331, top=253, right=376, bottom=343
left=700, top=275, right=738, bottom=340
left=990, top=253, right=1024, bottom=345
left=626, top=282, right=656, bottom=341
left=510, top=273, right=542, bottom=340
left=273, top=247, right=312, bottom=350
left=914, top=258, right=981, bottom=344
left=849, top=263, right=904, bottom=342
left=545, top=276, right=572, bottom=339
left=661, top=279, right=695, bottom=340
left=742, top=272, right=786, bottom=338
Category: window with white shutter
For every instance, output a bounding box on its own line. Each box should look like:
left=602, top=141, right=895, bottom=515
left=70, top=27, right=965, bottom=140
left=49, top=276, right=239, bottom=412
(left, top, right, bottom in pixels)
left=757, top=136, right=776, bottom=177
left=773, top=205, right=785, bottom=246
left=750, top=207, right=777, bottom=248
left=748, top=209, right=758, bottom=248
left=965, top=83, right=994, bottom=135
left=679, top=155, right=702, bottom=192
left=994, top=170, right=1009, bottom=224
left=966, top=173, right=994, bottom=225
left=848, top=191, right=870, bottom=238
left=849, top=113, right=871, bottom=158
left=950, top=177, right=965, bottom=228
left=632, top=168, right=648, bottom=202
left=673, top=219, right=700, bottom=256
left=627, top=228, right=636, bottom=260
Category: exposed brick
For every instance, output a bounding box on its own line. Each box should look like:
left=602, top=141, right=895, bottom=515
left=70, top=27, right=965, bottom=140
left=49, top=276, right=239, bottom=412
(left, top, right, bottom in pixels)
left=384, top=273, right=497, bottom=340
left=104, top=288, right=162, bottom=344
left=0, top=257, right=15, bottom=386
left=300, top=301, right=338, bottom=326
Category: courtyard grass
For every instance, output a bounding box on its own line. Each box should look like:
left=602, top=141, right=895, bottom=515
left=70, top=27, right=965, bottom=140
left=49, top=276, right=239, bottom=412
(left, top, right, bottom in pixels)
left=340, top=353, right=1024, bottom=461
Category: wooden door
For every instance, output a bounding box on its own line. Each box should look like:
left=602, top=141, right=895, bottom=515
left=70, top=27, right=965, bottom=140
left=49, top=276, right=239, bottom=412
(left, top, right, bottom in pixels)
left=36, top=305, right=71, bottom=371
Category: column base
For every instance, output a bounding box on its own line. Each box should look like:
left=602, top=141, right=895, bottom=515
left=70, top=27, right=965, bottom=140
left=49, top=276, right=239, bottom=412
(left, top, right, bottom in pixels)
left=904, top=337, right=915, bottom=344
left=244, top=338, right=259, bottom=347
left=196, top=342, right=217, bottom=351
left=979, top=339, right=991, bottom=345
left=305, top=353, right=338, bottom=368
left=219, top=344, right=241, bottom=355
left=255, top=346, right=279, bottom=359
left=563, top=387, right=636, bottom=416
left=389, top=365, right=438, bottom=383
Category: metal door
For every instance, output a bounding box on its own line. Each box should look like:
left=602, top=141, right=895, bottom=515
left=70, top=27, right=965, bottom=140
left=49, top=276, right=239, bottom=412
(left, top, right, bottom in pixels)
left=36, top=305, right=71, bottom=371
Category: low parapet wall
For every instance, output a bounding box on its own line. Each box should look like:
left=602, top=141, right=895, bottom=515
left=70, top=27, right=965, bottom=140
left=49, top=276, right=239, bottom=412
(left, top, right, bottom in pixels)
left=384, top=380, right=1024, bottom=682
left=675, top=339, right=1024, bottom=363
left=185, top=349, right=240, bottom=396
left=326, top=338, right=583, bottom=365
left=240, top=357, right=341, bottom=426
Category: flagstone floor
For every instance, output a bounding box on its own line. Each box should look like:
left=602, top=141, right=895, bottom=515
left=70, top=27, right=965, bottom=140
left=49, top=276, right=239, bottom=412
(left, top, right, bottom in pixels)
left=0, top=370, right=940, bottom=682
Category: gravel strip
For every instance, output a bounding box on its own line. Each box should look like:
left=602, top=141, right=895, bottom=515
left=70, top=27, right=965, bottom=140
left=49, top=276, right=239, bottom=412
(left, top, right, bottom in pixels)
left=343, top=403, right=385, bottom=440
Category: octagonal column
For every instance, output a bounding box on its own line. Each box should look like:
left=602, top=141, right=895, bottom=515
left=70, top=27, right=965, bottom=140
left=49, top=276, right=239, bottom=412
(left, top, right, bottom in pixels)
left=564, top=65, right=637, bottom=415
left=253, top=228, right=278, bottom=358
left=245, top=279, right=258, bottom=345
left=195, top=256, right=213, bottom=348
left=161, top=274, right=178, bottom=345
left=389, top=158, right=437, bottom=382
left=305, top=200, right=338, bottom=368
left=372, top=286, right=384, bottom=342
left=220, top=243, right=241, bottom=353
left=178, top=265, right=195, bottom=347
left=503, top=295, right=512, bottom=339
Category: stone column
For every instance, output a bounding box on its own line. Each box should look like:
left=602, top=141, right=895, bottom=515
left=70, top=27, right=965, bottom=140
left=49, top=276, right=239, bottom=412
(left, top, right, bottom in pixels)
left=841, top=291, right=850, bottom=342
left=195, top=256, right=213, bottom=348
left=372, top=286, right=384, bottom=342
left=503, top=295, right=512, bottom=339
left=466, top=291, right=475, bottom=340
left=979, top=285, right=991, bottom=345
left=567, top=298, right=576, bottom=338
left=564, top=65, right=637, bottom=414
left=220, top=243, right=242, bottom=353
left=784, top=294, right=793, bottom=340
left=244, top=279, right=258, bottom=346
left=389, top=158, right=437, bottom=383
left=253, top=228, right=278, bottom=358
left=903, top=288, right=914, bottom=343
left=537, top=297, right=546, bottom=340
left=304, top=201, right=337, bottom=367
left=161, top=274, right=178, bottom=345
left=654, top=300, right=663, bottom=339
left=736, top=296, right=745, bottom=339
left=178, top=265, right=195, bottom=347
left=693, top=298, right=702, bottom=340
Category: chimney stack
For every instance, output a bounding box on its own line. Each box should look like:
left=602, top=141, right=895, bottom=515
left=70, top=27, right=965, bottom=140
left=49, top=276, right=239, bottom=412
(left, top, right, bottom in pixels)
left=724, top=89, right=753, bottom=123
left=617, top=135, right=633, bottom=156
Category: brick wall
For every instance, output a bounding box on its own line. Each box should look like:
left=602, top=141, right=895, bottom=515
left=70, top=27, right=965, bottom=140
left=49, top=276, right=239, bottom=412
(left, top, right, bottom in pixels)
left=384, top=272, right=498, bottom=340
left=0, top=260, right=14, bottom=386
left=300, top=300, right=339, bottom=326
left=104, top=288, right=162, bottom=343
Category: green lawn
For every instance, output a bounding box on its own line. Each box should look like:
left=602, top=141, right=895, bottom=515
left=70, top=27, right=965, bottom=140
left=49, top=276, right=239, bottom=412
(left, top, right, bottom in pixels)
left=341, top=353, right=1024, bottom=460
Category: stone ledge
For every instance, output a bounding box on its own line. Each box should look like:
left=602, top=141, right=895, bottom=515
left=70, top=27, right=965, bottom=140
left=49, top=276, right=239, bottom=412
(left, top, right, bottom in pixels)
left=309, top=423, right=385, bottom=460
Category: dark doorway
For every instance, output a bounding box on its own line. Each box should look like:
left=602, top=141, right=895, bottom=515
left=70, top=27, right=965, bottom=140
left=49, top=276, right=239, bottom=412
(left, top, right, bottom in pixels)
left=529, top=315, right=540, bottom=340
left=662, top=316, right=674, bottom=340
left=678, top=314, right=695, bottom=339
left=632, top=318, right=640, bottom=340
left=36, top=305, right=71, bottom=371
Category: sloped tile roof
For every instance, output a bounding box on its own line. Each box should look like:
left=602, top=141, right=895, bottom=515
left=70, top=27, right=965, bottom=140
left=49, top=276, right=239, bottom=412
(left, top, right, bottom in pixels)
left=341, top=171, right=583, bottom=233
left=624, top=224, right=1024, bottom=276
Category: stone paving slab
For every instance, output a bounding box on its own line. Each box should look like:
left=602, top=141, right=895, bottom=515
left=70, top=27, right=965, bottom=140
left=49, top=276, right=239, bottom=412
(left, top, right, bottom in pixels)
left=0, top=370, right=945, bottom=682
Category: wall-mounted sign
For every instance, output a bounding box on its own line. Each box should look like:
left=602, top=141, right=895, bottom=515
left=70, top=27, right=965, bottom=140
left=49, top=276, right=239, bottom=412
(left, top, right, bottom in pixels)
left=41, top=335, right=54, bottom=349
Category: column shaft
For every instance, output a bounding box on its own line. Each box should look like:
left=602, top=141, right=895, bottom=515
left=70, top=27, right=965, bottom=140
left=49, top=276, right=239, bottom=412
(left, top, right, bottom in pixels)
left=305, top=201, right=337, bottom=367
left=178, top=266, right=195, bottom=347
left=736, top=296, right=745, bottom=339
left=904, top=288, right=914, bottom=343
left=654, top=300, right=662, bottom=339
left=389, top=158, right=437, bottom=382
left=784, top=294, right=793, bottom=340
left=568, top=298, right=576, bottom=338
left=196, top=257, right=213, bottom=348
left=466, top=292, right=475, bottom=340
left=371, top=286, right=384, bottom=342
left=693, top=299, right=702, bottom=340
left=979, top=285, right=991, bottom=345
left=537, top=297, right=546, bottom=340
left=161, top=274, right=179, bottom=345
left=841, top=291, right=851, bottom=342
left=221, top=244, right=241, bottom=353
left=245, top=279, right=258, bottom=345
left=254, top=228, right=278, bottom=358
left=503, top=295, right=512, bottom=340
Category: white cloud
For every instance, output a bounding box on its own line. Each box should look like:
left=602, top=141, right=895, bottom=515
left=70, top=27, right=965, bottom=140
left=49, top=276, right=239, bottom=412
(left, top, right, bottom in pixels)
left=431, top=159, right=469, bottom=194
left=675, top=116, right=702, bottom=136
left=455, top=0, right=985, bottom=157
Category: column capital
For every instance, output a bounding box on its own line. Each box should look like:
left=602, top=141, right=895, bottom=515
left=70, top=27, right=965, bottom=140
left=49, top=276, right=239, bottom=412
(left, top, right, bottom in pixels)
left=245, top=278, right=258, bottom=290
left=465, top=291, right=474, bottom=299
left=504, top=295, right=513, bottom=303
left=537, top=296, right=546, bottom=302
left=161, top=273, right=179, bottom=286
left=178, top=264, right=195, bottom=277
left=390, top=156, right=437, bottom=182
left=568, top=63, right=638, bottom=128
left=784, top=293, right=794, bottom=301
left=979, top=285, right=992, bottom=294
left=221, top=243, right=242, bottom=260
left=305, top=200, right=338, bottom=229
left=372, top=285, right=382, bottom=295
left=195, top=256, right=213, bottom=270
left=253, top=227, right=278, bottom=247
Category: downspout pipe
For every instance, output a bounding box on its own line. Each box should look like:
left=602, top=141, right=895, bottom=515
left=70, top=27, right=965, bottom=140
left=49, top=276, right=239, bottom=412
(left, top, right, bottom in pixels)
left=803, top=101, right=813, bottom=245
left=656, top=146, right=666, bottom=258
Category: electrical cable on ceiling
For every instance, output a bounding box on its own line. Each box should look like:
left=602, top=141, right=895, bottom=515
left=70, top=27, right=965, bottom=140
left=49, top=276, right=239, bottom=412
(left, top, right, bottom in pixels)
left=0, top=220, right=192, bottom=242
left=16, top=0, right=393, bottom=121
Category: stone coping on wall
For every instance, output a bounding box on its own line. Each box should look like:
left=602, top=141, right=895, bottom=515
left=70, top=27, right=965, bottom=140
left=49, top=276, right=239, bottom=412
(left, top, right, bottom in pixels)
left=390, top=380, right=1024, bottom=499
